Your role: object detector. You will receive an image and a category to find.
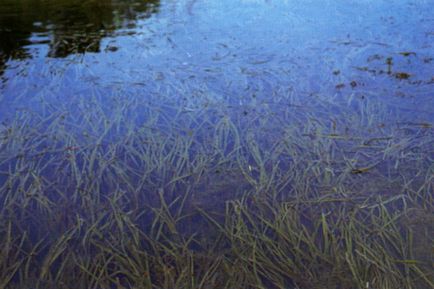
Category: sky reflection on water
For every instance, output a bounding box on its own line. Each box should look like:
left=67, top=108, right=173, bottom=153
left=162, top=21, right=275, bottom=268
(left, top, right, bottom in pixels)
left=0, top=0, right=433, bottom=123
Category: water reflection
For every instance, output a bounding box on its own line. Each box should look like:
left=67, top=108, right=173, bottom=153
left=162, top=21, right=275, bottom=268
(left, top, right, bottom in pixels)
left=0, top=0, right=159, bottom=73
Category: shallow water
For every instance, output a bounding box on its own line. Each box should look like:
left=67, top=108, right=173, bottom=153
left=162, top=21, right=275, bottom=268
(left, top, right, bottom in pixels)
left=0, top=1, right=433, bottom=288
left=1, top=0, right=433, bottom=118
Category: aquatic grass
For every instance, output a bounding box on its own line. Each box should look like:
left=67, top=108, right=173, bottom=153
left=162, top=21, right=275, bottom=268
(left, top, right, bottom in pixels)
left=212, top=195, right=433, bottom=289
left=0, top=222, right=27, bottom=289
left=0, top=86, right=433, bottom=289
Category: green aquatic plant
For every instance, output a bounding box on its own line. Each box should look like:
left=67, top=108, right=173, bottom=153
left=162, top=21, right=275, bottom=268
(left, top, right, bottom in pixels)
left=0, top=85, right=433, bottom=289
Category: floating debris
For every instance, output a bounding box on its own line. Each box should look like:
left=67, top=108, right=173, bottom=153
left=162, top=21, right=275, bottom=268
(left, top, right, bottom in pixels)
left=394, top=72, right=411, bottom=80
left=399, top=51, right=416, bottom=57
left=367, top=54, right=383, bottom=62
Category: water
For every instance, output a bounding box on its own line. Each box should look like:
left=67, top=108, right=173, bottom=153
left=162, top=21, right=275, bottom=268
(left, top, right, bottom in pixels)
left=0, top=1, right=433, bottom=288
left=1, top=0, right=433, bottom=117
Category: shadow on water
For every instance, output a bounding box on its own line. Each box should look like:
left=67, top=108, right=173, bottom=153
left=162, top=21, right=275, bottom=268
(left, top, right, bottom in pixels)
left=0, top=0, right=160, bottom=73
